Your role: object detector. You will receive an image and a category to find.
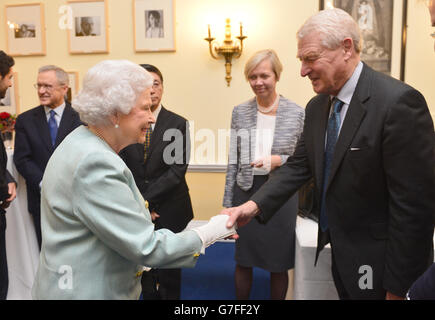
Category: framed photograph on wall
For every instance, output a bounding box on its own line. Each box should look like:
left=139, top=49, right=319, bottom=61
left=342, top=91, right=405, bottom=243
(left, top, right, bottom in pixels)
left=5, top=3, right=46, bottom=56
left=319, top=0, right=407, bottom=81
left=0, top=73, right=20, bottom=115
left=67, top=0, right=109, bottom=54
left=66, top=71, right=79, bottom=102
left=133, top=0, right=176, bottom=52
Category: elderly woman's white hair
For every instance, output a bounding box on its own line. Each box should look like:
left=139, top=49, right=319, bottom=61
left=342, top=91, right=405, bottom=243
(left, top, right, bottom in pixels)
left=73, top=60, right=153, bottom=126
left=297, top=8, right=362, bottom=54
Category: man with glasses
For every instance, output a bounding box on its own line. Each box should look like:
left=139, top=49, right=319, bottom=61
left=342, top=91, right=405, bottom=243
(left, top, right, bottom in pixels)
left=13, top=65, right=81, bottom=249
left=119, top=64, right=193, bottom=300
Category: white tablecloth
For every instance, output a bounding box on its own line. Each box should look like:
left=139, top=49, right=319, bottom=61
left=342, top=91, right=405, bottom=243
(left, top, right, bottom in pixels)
left=5, top=150, right=39, bottom=300
left=293, top=216, right=338, bottom=300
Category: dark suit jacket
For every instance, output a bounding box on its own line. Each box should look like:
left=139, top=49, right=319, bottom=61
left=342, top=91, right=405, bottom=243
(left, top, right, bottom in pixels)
left=251, top=63, right=435, bottom=299
left=13, top=102, right=82, bottom=216
left=0, top=134, right=16, bottom=214
left=119, top=106, right=193, bottom=233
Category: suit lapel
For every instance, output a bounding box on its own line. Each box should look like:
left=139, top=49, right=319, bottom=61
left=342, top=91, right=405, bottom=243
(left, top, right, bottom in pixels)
left=244, top=100, right=258, bottom=162
left=325, top=65, right=371, bottom=191
left=56, top=103, right=74, bottom=147
left=271, top=96, right=285, bottom=151
left=34, top=106, right=52, bottom=152
left=313, top=95, right=331, bottom=192
left=147, top=106, right=169, bottom=161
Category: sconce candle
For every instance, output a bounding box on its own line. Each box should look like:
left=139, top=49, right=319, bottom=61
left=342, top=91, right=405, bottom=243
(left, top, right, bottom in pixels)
left=204, top=19, right=247, bottom=87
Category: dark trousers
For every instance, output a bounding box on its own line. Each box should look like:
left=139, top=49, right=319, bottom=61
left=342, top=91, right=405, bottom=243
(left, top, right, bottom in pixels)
left=331, top=253, right=351, bottom=300
left=141, top=268, right=182, bottom=300
left=0, top=214, right=8, bottom=300
left=319, top=229, right=350, bottom=300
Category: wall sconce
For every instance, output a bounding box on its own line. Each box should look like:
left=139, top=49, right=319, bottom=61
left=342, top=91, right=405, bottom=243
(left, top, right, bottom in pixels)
left=204, top=18, right=247, bottom=87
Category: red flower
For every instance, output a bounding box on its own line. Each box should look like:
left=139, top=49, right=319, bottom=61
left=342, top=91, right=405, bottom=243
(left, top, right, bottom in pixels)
left=0, top=112, right=16, bottom=133
left=0, top=112, right=11, bottom=120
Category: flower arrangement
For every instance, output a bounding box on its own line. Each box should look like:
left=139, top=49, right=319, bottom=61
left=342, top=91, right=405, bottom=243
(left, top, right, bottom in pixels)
left=0, top=112, right=16, bottom=133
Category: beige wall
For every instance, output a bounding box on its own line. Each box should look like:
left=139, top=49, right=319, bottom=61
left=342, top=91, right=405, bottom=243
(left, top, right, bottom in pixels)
left=1, top=0, right=434, bottom=220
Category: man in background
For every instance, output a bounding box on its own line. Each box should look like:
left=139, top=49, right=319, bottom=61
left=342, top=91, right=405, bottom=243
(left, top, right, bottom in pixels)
left=0, top=50, right=17, bottom=300
left=14, top=65, right=81, bottom=249
left=120, top=64, right=193, bottom=300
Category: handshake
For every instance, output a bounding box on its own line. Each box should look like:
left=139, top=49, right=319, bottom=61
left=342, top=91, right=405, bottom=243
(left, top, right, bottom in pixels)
left=191, top=215, right=237, bottom=254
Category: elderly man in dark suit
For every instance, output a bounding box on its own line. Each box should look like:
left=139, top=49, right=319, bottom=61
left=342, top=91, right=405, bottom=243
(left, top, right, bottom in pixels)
left=224, top=8, right=435, bottom=300
left=406, top=0, right=435, bottom=300
left=0, top=50, right=17, bottom=300
left=14, top=65, right=81, bottom=249
left=119, top=64, right=193, bottom=300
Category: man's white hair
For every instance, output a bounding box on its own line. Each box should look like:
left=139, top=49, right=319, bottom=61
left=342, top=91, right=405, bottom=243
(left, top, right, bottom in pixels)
left=73, top=60, right=153, bottom=126
left=297, top=8, right=362, bottom=53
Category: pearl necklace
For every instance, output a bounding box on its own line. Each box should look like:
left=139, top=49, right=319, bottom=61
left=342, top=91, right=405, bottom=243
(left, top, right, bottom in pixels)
left=256, top=94, right=279, bottom=114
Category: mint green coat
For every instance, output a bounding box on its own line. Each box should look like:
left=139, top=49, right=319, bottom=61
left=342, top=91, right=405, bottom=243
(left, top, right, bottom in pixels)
left=32, top=126, right=202, bottom=300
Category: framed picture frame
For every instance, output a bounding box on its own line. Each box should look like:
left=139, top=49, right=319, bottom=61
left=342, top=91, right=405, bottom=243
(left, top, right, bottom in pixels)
left=319, top=0, right=408, bottom=81
left=0, top=72, right=20, bottom=115
left=67, top=0, right=109, bottom=54
left=4, top=3, right=46, bottom=56
left=133, top=0, right=176, bottom=52
left=66, top=71, right=79, bottom=102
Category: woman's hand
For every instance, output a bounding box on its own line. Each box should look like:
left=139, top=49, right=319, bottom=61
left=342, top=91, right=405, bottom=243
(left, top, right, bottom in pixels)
left=250, top=155, right=282, bottom=171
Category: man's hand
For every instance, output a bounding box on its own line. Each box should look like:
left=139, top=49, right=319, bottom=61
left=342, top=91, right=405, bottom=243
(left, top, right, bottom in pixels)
left=150, top=211, right=160, bottom=221
left=221, top=200, right=260, bottom=230
left=1, top=182, right=17, bottom=209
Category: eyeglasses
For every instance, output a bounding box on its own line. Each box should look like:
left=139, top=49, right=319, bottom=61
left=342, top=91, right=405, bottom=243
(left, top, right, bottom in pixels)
left=431, top=32, right=435, bottom=39
left=33, top=83, right=61, bottom=91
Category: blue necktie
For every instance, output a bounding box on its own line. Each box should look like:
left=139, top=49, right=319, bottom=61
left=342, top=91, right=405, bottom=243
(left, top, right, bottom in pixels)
left=319, top=98, right=344, bottom=232
left=48, top=110, right=58, bottom=146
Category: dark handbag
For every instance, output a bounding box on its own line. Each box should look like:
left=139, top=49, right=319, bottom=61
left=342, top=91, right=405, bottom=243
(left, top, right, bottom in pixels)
left=298, top=178, right=319, bottom=222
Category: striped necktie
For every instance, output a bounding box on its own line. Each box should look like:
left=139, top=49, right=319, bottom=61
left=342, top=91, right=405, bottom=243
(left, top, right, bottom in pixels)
left=144, top=126, right=153, bottom=162
left=319, top=98, right=344, bottom=232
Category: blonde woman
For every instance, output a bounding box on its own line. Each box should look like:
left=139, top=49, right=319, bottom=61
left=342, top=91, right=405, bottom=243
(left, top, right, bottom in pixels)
left=223, top=50, right=304, bottom=299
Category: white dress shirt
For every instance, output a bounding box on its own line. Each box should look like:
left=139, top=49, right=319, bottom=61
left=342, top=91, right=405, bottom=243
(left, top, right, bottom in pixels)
left=44, top=102, right=66, bottom=127
left=151, top=104, right=162, bottom=131
left=332, top=61, right=364, bottom=136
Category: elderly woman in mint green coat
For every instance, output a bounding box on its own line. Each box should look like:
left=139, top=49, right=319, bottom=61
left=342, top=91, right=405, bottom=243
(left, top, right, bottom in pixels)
left=31, top=60, right=235, bottom=300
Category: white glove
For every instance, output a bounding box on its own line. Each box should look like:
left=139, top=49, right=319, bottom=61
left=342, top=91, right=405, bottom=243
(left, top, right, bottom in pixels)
left=192, top=215, right=237, bottom=254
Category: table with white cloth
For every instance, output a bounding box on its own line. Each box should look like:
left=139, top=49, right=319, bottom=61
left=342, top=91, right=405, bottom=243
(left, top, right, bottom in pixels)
left=5, top=150, right=40, bottom=300
left=293, top=216, right=338, bottom=300
left=293, top=216, right=435, bottom=300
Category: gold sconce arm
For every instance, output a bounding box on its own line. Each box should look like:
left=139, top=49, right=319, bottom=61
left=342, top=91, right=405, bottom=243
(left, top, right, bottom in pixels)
left=204, top=19, right=247, bottom=87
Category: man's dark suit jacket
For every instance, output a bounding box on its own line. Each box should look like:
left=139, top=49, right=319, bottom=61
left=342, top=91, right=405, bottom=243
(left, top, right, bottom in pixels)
left=0, top=124, right=16, bottom=300
left=0, top=135, right=15, bottom=209
left=119, top=106, right=193, bottom=233
left=251, top=63, right=435, bottom=299
left=13, top=102, right=82, bottom=245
